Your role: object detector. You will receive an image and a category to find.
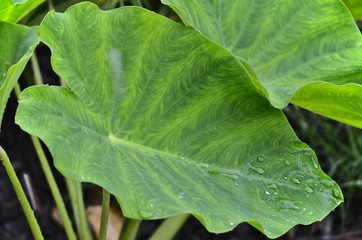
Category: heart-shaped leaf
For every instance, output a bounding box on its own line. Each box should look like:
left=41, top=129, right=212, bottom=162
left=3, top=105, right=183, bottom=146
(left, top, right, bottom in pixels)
left=0, top=0, right=44, bottom=23
left=0, top=22, right=38, bottom=128
left=16, top=3, right=343, bottom=238
left=162, top=0, right=362, bottom=128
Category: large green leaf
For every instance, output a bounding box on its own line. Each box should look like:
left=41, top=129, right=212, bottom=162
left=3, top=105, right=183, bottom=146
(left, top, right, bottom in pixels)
left=162, top=0, right=362, bottom=128
left=15, top=3, right=342, bottom=238
left=0, top=0, right=44, bottom=23
left=0, top=22, right=38, bottom=129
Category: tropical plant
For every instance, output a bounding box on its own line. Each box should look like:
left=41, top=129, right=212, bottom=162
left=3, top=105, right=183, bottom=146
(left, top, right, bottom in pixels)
left=0, top=0, right=361, bottom=239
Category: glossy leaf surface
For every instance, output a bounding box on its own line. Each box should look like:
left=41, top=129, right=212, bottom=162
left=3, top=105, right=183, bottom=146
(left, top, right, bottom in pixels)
left=16, top=3, right=343, bottom=238
left=162, top=0, right=362, bottom=128
left=0, top=22, right=38, bottom=129
left=0, top=0, right=44, bottom=23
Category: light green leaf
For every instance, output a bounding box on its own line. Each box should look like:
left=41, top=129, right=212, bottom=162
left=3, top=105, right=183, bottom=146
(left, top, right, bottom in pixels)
left=342, top=0, right=362, bottom=19
left=291, top=82, right=362, bottom=128
left=0, top=22, right=38, bottom=129
left=0, top=0, right=44, bottom=23
left=15, top=3, right=342, bottom=238
left=162, top=0, right=362, bottom=128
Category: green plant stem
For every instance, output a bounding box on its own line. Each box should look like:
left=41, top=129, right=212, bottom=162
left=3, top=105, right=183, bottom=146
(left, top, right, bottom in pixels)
left=15, top=83, right=76, bottom=239
left=98, top=189, right=110, bottom=240
left=14, top=83, right=21, bottom=99
left=29, top=48, right=88, bottom=240
left=72, top=180, right=92, bottom=240
left=119, top=218, right=141, bottom=240
left=0, top=146, right=44, bottom=240
left=48, top=0, right=55, bottom=11
left=149, top=214, right=189, bottom=240
left=30, top=135, right=77, bottom=240
left=30, top=53, right=43, bottom=85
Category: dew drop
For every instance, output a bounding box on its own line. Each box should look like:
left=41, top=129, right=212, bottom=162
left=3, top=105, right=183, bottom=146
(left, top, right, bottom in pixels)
left=273, top=192, right=279, bottom=196
left=291, top=178, right=301, bottom=184
left=293, top=206, right=301, bottom=210
left=2, top=73, right=6, bottom=77
left=318, top=188, right=323, bottom=191
left=178, top=195, right=183, bottom=199
left=229, top=222, right=234, bottom=226
left=181, top=156, right=185, bottom=159
left=265, top=190, right=271, bottom=195
left=268, top=183, right=278, bottom=189
left=305, top=186, right=314, bottom=194
left=199, top=163, right=209, bottom=168
left=235, top=182, right=239, bottom=186
left=333, top=188, right=340, bottom=197
left=250, top=166, right=265, bottom=175
left=139, top=211, right=153, bottom=218
left=284, top=160, right=291, bottom=166
left=226, top=174, right=239, bottom=180
left=312, top=162, right=319, bottom=169
left=149, top=203, right=154, bottom=207
left=178, top=192, right=184, bottom=199
left=284, top=176, right=288, bottom=180
left=257, top=156, right=265, bottom=162
left=313, top=183, right=318, bottom=187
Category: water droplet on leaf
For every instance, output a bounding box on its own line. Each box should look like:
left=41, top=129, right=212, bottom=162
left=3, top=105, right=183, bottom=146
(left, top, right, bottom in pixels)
left=257, top=156, right=264, bottom=162
left=333, top=188, right=340, bottom=197
left=291, top=178, right=301, bottom=184
left=265, top=190, right=271, bottom=195
left=226, top=174, right=239, bottom=180
left=268, top=183, right=278, bottom=189
left=284, top=160, right=291, bottom=166
left=199, top=163, right=209, bottom=168
left=250, top=166, right=264, bottom=175
left=229, top=222, right=234, bottom=226
left=139, top=211, right=153, bottom=218
left=312, top=162, right=319, bottom=169
left=305, top=186, right=314, bottom=193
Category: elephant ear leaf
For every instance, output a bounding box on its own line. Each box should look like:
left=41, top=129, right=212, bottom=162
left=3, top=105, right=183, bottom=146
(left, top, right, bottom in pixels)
left=16, top=3, right=343, bottom=238
left=0, top=22, right=38, bottom=129
left=0, top=0, right=44, bottom=23
left=162, top=0, right=362, bottom=128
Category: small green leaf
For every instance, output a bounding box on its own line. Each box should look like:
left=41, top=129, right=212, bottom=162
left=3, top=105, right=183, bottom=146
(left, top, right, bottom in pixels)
left=0, top=22, right=38, bottom=129
left=162, top=0, right=362, bottom=128
left=342, top=0, right=362, bottom=19
left=16, top=3, right=342, bottom=238
left=291, top=82, right=362, bottom=128
left=0, top=0, right=44, bottom=23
